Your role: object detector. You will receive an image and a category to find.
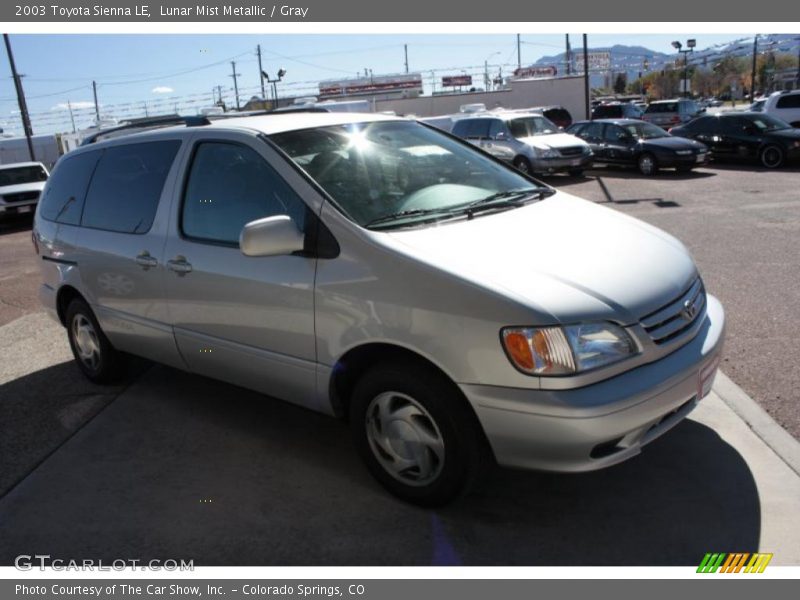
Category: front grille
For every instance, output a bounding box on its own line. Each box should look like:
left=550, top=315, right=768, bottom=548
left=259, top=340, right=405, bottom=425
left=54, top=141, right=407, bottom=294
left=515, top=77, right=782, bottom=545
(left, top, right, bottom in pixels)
left=558, top=146, right=585, bottom=157
left=2, top=191, right=40, bottom=204
left=640, top=278, right=705, bottom=345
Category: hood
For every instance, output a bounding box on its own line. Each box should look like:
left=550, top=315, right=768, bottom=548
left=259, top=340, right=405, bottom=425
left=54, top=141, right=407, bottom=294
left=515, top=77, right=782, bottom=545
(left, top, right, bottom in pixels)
left=384, top=192, right=697, bottom=325
left=641, top=136, right=707, bottom=151
left=0, top=181, right=46, bottom=196
left=518, top=132, right=588, bottom=151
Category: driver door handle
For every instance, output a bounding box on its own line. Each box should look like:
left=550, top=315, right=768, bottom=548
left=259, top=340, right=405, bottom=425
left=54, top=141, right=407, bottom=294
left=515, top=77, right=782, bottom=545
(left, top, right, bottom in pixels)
left=167, top=256, right=193, bottom=275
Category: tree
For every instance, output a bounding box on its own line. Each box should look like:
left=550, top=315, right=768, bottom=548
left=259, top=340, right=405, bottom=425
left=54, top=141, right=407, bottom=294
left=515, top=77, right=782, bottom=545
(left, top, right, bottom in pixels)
left=613, top=72, right=627, bottom=94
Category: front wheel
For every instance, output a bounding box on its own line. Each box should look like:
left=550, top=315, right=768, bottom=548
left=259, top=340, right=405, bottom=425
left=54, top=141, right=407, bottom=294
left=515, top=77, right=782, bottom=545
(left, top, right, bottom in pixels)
left=513, top=156, right=532, bottom=174
left=638, top=153, right=658, bottom=176
left=350, top=361, right=490, bottom=506
left=66, top=298, right=125, bottom=383
left=760, top=144, right=785, bottom=169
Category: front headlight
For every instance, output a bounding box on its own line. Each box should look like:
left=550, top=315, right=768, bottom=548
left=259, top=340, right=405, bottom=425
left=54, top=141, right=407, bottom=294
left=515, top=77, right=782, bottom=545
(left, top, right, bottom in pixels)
left=501, top=323, right=637, bottom=375
left=533, top=147, right=561, bottom=159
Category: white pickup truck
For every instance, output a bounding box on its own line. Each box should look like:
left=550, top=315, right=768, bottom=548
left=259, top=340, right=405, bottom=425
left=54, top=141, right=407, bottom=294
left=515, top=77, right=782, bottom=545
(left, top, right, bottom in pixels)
left=0, top=161, right=49, bottom=220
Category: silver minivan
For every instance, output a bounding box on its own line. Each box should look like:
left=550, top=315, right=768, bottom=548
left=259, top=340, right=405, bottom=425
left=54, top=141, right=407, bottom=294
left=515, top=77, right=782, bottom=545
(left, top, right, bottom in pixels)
left=451, top=112, right=593, bottom=176
left=34, top=112, right=724, bottom=505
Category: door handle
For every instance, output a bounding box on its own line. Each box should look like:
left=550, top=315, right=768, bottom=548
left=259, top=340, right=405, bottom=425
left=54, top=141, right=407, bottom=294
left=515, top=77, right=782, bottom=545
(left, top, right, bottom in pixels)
left=135, top=251, right=158, bottom=270
left=167, top=256, right=193, bottom=275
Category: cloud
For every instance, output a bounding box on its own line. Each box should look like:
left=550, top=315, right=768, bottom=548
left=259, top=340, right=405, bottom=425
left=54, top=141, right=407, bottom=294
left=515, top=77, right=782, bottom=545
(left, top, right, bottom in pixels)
left=51, top=101, right=96, bottom=111
left=151, top=86, right=174, bottom=94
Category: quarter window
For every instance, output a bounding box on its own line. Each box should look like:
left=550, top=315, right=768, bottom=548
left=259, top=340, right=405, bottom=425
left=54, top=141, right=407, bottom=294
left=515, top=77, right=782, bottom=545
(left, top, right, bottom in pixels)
left=81, top=140, right=180, bottom=234
left=181, top=142, right=307, bottom=245
left=776, top=94, right=800, bottom=109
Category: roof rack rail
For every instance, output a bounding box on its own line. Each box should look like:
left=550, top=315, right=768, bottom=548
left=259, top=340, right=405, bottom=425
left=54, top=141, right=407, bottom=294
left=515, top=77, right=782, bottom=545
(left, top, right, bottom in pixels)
left=80, top=114, right=211, bottom=146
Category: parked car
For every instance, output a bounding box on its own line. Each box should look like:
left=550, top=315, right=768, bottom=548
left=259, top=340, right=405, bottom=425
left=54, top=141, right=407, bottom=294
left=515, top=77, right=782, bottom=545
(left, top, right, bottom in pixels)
left=527, top=105, right=573, bottom=129
left=418, top=115, right=456, bottom=132
left=751, top=90, right=800, bottom=127
left=643, top=99, right=704, bottom=127
left=567, top=119, right=709, bottom=175
left=0, top=161, right=49, bottom=220
left=451, top=112, right=593, bottom=176
left=591, top=102, right=644, bottom=120
left=34, top=112, right=724, bottom=505
left=670, top=112, right=800, bottom=169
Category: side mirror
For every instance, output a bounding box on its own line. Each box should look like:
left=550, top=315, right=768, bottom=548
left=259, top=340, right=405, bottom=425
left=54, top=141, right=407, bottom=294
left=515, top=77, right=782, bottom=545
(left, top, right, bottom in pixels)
left=494, top=131, right=506, bottom=140
left=239, top=215, right=305, bottom=257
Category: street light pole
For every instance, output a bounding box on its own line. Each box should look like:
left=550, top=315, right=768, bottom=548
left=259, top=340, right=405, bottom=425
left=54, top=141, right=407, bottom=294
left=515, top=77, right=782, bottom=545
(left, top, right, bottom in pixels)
left=751, top=34, right=758, bottom=100
left=583, top=34, right=590, bottom=120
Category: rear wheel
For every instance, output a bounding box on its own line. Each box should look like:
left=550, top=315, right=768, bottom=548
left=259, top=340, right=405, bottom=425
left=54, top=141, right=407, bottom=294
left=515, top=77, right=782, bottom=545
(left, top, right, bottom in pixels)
left=760, top=144, right=785, bottom=169
left=66, top=298, right=125, bottom=383
left=638, top=153, right=658, bottom=176
left=513, top=156, right=532, bottom=174
left=350, top=360, right=490, bottom=506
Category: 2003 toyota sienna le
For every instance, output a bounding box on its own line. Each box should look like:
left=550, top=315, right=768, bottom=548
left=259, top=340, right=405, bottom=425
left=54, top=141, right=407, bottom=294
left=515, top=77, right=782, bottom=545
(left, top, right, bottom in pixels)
left=34, top=112, right=725, bottom=505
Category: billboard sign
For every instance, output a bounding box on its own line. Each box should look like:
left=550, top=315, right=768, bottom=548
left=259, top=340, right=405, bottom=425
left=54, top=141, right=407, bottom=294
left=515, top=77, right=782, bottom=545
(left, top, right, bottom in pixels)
left=442, top=74, right=473, bottom=87
left=319, top=73, right=423, bottom=98
left=512, top=65, right=557, bottom=79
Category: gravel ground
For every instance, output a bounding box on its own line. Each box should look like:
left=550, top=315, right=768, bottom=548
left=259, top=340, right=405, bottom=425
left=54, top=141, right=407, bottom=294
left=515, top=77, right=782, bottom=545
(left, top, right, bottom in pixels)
left=1, top=162, right=798, bottom=439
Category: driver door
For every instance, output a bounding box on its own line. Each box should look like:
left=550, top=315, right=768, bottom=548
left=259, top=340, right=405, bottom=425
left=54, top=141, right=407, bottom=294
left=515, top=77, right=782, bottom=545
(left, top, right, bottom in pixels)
left=162, top=131, right=321, bottom=410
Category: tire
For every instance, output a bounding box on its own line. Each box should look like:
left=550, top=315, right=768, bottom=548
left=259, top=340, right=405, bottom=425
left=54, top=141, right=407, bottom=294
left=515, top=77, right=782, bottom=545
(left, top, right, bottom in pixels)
left=568, top=168, right=584, bottom=177
left=65, top=298, right=125, bottom=383
left=637, top=153, right=658, bottom=176
left=513, top=156, right=532, bottom=174
left=349, top=360, right=491, bottom=506
left=759, top=144, right=785, bottom=169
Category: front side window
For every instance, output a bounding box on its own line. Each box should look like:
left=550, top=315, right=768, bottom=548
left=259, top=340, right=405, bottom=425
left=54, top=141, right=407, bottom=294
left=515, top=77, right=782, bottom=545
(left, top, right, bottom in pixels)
left=507, top=116, right=558, bottom=137
left=271, top=120, right=546, bottom=229
left=744, top=114, right=792, bottom=132
left=619, top=122, right=669, bottom=139
left=182, top=142, right=307, bottom=245
left=81, top=140, right=180, bottom=234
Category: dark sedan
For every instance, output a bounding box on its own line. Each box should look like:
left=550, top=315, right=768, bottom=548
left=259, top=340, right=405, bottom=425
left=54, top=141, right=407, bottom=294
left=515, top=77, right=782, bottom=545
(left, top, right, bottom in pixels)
left=567, top=119, right=709, bottom=175
left=669, top=112, right=800, bottom=169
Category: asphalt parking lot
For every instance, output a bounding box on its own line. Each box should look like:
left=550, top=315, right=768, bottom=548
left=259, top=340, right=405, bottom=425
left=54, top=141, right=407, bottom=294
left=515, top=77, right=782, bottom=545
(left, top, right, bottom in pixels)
left=1, top=162, right=799, bottom=565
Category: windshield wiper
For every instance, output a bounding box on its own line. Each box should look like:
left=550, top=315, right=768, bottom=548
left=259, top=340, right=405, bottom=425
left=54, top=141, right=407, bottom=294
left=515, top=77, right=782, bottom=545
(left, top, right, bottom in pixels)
left=459, top=187, right=555, bottom=216
left=366, top=208, right=456, bottom=229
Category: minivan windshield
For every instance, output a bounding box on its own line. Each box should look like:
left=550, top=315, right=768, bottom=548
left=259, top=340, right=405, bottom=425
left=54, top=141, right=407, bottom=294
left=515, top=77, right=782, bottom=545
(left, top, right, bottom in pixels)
left=507, top=116, right=559, bottom=137
left=270, top=120, right=549, bottom=229
left=0, top=165, right=48, bottom=187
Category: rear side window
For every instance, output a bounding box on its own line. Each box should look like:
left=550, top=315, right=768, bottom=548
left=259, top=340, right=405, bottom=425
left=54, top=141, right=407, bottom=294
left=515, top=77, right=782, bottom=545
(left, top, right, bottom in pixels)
left=646, top=102, right=678, bottom=113
left=453, top=119, right=490, bottom=139
left=38, top=150, right=101, bottom=225
left=593, top=105, right=621, bottom=118
left=686, top=116, right=717, bottom=134
left=81, top=140, right=180, bottom=234
left=181, top=142, right=308, bottom=246
left=776, top=94, right=800, bottom=109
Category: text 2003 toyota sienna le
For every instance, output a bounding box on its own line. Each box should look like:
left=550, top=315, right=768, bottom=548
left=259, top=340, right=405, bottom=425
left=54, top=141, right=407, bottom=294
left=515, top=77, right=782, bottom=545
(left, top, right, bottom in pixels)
left=34, top=112, right=724, bottom=505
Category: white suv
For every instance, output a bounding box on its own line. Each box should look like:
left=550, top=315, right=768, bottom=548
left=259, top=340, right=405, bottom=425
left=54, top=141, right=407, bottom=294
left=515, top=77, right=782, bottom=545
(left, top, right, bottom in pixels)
left=753, top=90, right=800, bottom=127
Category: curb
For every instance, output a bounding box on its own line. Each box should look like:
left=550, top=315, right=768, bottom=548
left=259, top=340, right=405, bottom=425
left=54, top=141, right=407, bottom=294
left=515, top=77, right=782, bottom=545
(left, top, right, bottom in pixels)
left=713, top=370, right=800, bottom=477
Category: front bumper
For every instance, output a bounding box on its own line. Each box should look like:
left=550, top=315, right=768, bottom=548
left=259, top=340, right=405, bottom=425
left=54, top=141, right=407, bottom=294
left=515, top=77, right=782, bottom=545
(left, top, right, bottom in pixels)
left=531, top=153, right=594, bottom=173
left=460, top=294, right=725, bottom=472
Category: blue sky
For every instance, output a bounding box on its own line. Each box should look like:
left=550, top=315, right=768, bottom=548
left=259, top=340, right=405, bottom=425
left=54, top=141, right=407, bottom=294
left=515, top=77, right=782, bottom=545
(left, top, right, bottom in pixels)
left=1, top=33, right=743, bottom=135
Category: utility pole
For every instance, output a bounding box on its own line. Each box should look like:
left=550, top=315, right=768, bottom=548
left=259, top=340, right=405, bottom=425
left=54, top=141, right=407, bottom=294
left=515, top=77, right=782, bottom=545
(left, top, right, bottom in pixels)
left=566, top=34, right=571, bottom=75
left=143, top=101, right=148, bottom=117
left=256, top=44, right=267, bottom=100
left=583, top=34, right=590, bottom=120
left=92, top=80, right=100, bottom=121
left=751, top=34, right=758, bottom=100
left=67, top=100, right=76, bottom=133
left=3, top=34, right=35, bottom=161
left=230, top=61, right=241, bottom=111
left=517, top=34, right=521, bottom=70
left=216, top=85, right=224, bottom=107
left=404, top=44, right=409, bottom=74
